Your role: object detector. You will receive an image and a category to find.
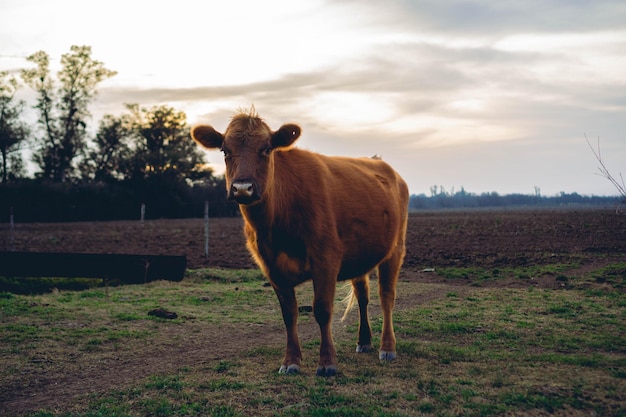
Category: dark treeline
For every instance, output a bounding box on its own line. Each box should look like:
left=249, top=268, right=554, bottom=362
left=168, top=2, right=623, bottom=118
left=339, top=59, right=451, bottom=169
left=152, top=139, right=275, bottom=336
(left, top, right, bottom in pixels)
left=1, top=181, right=622, bottom=223
left=410, top=187, right=621, bottom=210
left=0, top=178, right=238, bottom=222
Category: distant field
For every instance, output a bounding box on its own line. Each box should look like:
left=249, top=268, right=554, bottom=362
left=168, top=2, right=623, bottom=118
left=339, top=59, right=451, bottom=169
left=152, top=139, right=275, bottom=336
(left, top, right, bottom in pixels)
left=1, top=209, right=625, bottom=416
left=3, top=208, right=626, bottom=271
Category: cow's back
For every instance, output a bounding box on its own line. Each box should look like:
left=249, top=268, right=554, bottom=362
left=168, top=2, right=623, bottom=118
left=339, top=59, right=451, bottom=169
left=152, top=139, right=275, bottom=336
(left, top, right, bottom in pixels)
left=270, top=149, right=408, bottom=281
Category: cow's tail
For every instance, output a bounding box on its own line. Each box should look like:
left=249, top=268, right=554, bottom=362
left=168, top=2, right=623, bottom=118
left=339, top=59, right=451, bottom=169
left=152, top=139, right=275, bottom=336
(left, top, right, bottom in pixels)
left=340, top=284, right=356, bottom=322
left=341, top=272, right=374, bottom=322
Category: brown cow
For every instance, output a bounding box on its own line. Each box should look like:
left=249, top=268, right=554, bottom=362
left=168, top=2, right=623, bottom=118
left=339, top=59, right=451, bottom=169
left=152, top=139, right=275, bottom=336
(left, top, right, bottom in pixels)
left=191, top=108, right=408, bottom=376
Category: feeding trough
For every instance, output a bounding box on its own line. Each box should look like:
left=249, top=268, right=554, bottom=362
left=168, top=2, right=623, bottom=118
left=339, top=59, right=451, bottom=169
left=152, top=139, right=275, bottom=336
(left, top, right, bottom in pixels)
left=0, top=251, right=186, bottom=284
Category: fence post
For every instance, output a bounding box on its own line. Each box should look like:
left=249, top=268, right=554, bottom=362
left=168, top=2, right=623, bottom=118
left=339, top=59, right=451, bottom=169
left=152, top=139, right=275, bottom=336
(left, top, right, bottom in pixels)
left=9, top=206, right=15, bottom=252
left=140, top=203, right=145, bottom=226
left=204, top=200, right=209, bottom=259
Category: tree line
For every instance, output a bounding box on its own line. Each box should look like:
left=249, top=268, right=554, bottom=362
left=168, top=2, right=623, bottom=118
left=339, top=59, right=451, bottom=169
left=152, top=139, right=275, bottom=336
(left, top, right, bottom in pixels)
left=0, top=46, right=239, bottom=221
left=410, top=186, right=621, bottom=211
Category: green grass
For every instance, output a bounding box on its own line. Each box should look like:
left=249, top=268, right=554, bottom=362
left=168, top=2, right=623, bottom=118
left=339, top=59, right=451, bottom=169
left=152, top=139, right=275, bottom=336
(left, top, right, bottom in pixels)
left=0, top=276, right=103, bottom=294
left=436, top=263, right=578, bottom=285
left=1, top=266, right=625, bottom=416
left=186, top=267, right=265, bottom=283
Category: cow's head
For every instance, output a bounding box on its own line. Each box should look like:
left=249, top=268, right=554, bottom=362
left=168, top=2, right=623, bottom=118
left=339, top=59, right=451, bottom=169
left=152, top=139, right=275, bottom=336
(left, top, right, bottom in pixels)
left=191, top=109, right=301, bottom=205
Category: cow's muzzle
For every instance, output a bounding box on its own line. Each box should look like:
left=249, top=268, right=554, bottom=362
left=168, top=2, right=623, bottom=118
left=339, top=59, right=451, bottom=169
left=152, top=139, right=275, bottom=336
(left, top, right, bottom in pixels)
left=229, top=181, right=260, bottom=205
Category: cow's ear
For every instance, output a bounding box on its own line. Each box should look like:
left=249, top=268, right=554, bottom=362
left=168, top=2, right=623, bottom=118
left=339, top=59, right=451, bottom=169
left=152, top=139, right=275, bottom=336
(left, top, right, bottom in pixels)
left=191, top=125, right=224, bottom=149
left=271, top=124, right=301, bottom=149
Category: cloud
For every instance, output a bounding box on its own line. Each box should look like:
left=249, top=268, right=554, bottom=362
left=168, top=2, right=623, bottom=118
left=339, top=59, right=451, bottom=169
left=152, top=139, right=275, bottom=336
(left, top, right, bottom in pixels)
left=345, top=0, right=626, bottom=34
left=3, top=0, right=625, bottom=195
left=96, top=22, right=625, bottom=156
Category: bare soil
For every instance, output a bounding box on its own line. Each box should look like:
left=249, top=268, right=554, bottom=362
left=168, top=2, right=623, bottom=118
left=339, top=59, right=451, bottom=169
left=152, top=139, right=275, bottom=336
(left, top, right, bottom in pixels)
left=5, top=208, right=626, bottom=272
left=1, top=208, right=625, bottom=415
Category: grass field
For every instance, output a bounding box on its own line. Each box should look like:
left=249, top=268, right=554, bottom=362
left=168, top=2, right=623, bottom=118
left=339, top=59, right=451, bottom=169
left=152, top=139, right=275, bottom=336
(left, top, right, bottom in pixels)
left=2, top=264, right=625, bottom=416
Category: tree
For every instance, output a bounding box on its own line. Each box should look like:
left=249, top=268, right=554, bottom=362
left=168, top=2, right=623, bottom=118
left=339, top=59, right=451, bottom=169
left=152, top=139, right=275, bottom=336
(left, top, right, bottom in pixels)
left=124, top=104, right=211, bottom=182
left=21, top=45, right=116, bottom=182
left=83, top=104, right=215, bottom=184
left=80, top=114, right=132, bottom=182
left=0, top=71, right=29, bottom=183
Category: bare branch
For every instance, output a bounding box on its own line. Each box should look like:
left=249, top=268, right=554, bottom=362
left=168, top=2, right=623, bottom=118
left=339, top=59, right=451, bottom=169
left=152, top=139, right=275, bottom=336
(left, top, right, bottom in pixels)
left=586, top=134, right=626, bottom=212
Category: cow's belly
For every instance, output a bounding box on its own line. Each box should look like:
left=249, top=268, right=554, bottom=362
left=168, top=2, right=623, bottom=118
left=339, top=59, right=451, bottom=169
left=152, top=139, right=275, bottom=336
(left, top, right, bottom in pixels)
left=272, top=251, right=312, bottom=285
left=251, top=244, right=312, bottom=288
left=250, top=214, right=397, bottom=286
left=265, top=252, right=379, bottom=285
left=337, top=245, right=389, bottom=281
left=255, top=244, right=383, bottom=286
left=336, top=217, right=397, bottom=280
left=337, top=261, right=379, bottom=281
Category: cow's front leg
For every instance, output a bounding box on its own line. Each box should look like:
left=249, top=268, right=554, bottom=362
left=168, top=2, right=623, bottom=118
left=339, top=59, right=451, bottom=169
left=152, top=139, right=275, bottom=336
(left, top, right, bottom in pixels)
left=273, top=285, right=302, bottom=374
left=313, top=277, right=337, bottom=376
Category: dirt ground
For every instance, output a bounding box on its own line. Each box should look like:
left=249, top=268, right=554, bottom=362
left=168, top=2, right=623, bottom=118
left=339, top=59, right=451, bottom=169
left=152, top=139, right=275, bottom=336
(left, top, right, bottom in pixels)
left=5, top=207, right=626, bottom=272
left=1, top=208, right=626, bottom=415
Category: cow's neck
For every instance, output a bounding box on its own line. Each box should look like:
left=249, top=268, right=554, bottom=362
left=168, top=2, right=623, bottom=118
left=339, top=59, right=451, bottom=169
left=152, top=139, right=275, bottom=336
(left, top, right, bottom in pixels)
left=239, top=203, right=268, bottom=230
left=238, top=153, right=298, bottom=232
left=239, top=181, right=290, bottom=232
left=240, top=196, right=280, bottom=232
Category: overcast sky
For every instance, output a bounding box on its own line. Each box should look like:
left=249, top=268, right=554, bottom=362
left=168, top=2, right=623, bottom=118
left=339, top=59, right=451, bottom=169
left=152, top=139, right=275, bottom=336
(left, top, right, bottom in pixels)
left=1, top=0, right=625, bottom=196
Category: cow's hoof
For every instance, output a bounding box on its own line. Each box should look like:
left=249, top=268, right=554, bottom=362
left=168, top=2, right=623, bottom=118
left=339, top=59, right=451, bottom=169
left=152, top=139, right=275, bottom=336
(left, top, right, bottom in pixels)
left=278, top=364, right=300, bottom=375
left=379, top=351, right=397, bottom=361
left=316, top=365, right=337, bottom=377
left=356, top=344, right=373, bottom=353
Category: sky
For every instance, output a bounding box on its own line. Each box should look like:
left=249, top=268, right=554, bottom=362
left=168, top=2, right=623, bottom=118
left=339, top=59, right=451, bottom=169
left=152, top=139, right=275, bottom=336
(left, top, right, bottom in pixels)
left=1, top=0, right=625, bottom=196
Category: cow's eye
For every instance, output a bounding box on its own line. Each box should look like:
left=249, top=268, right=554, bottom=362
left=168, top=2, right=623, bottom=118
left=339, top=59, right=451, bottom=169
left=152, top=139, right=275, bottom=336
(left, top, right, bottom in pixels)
left=261, top=146, right=272, bottom=156
left=221, top=148, right=231, bottom=158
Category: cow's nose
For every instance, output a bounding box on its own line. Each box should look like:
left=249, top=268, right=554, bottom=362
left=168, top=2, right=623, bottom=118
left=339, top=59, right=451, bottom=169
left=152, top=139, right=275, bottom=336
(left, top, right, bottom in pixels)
left=231, top=182, right=254, bottom=198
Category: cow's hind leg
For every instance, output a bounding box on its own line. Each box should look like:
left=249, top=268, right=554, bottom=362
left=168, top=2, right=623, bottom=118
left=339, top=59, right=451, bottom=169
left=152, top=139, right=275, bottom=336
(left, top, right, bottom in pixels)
left=351, top=274, right=373, bottom=353
left=377, top=247, right=404, bottom=361
left=273, top=286, right=302, bottom=374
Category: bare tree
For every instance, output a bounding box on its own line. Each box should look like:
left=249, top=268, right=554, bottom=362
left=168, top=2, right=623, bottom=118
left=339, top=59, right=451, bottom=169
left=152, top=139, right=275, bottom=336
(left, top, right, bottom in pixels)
left=586, top=135, right=626, bottom=212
